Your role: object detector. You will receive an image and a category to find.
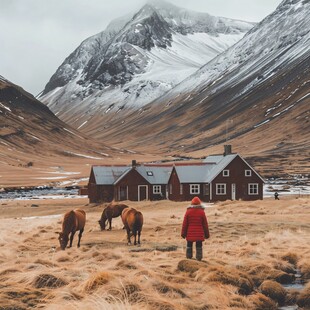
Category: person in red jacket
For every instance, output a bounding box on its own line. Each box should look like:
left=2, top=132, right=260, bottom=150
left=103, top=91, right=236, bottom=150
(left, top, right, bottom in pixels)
left=181, top=196, right=210, bottom=261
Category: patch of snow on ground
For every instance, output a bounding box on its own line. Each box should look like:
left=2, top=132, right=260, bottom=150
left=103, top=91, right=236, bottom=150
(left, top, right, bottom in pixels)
left=264, top=177, right=310, bottom=197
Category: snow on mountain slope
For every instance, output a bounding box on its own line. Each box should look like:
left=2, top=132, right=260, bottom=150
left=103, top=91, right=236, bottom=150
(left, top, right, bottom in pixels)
left=88, top=0, right=310, bottom=176
left=39, top=1, right=253, bottom=129
left=161, top=0, right=310, bottom=99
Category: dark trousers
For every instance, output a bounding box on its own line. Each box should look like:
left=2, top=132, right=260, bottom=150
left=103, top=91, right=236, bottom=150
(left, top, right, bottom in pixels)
left=187, top=241, right=202, bottom=249
left=186, top=241, right=203, bottom=260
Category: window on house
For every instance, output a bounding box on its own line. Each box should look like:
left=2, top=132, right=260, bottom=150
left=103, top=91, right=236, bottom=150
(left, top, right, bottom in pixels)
left=216, top=183, right=226, bottom=195
left=180, top=184, right=183, bottom=195
left=190, top=184, right=200, bottom=194
left=204, top=183, right=210, bottom=195
left=245, top=170, right=252, bottom=177
left=169, top=184, right=172, bottom=195
left=248, top=183, right=259, bottom=195
left=153, top=185, right=161, bottom=194
left=147, top=171, right=153, bottom=176
left=223, top=170, right=229, bottom=177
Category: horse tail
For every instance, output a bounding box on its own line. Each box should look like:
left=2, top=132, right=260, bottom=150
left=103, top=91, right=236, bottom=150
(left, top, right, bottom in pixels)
left=133, top=211, right=143, bottom=232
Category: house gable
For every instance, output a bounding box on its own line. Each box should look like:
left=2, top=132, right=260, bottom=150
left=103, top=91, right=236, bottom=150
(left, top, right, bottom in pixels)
left=211, top=155, right=264, bottom=201
left=115, top=168, right=150, bottom=201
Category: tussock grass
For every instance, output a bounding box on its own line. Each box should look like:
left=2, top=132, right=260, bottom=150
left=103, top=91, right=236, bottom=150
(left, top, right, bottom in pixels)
left=259, top=280, right=287, bottom=305
left=298, top=260, right=310, bottom=279
left=297, top=282, right=310, bottom=308
left=250, top=293, right=277, bottom=310
left=281, top=252, right=299, bottom=265
left=195, top=265, right=254, bottom=295
left=177, top=259, right=208, bottom=273
left=84, top=271, right=112, bottom=292
left=0, top=197, right=309, bottom=309
left=33, top=273, right=68, bottom=288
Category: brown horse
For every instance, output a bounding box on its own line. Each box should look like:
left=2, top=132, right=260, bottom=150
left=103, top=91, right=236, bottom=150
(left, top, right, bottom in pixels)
left=58, top=209, right=86, bottom=250
left=98, top=203, right=129, bottom=231
left=121, top=207, right=143, bottom=245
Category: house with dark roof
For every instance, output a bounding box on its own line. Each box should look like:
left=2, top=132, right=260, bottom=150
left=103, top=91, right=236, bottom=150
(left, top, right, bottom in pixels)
left=87, top=146, right=264, bottom=203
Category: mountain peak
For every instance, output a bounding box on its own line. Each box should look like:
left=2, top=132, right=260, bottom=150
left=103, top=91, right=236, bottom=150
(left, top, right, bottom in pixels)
left=40, top=1, right=254, bottom=127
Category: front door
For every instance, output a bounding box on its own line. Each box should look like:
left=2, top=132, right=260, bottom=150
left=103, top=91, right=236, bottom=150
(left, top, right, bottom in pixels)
left=138, top=185, right=148, bottom=201
left=232, top=183, right=236, bottom=200
left=119, top=186, right=128, bottom=201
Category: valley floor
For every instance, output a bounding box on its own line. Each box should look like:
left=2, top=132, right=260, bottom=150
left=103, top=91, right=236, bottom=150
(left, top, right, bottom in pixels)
left=0, top=197, right=309, bottom=309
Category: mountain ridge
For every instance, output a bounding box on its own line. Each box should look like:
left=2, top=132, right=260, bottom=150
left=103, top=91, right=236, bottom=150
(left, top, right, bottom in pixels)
left=39, top=1, right=254, bottom=128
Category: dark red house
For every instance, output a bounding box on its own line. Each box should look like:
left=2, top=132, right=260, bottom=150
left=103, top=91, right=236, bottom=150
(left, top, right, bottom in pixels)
left=168, top=146, right=264, bottom=202
left=88, top=161, right=172, bottom=203
left=88, top=146, right=264, bottom=203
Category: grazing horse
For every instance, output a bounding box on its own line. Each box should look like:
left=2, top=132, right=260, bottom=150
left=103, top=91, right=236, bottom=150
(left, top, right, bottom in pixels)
left=121, top=207, right=143, bottom=245
left=58, top=209, right=86, bottom=250
left=98, top=203, right=129, bottom=231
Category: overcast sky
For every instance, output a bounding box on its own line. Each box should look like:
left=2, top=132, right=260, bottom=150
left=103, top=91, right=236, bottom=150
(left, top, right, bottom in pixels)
left=0, top=0, right=283, bottom=96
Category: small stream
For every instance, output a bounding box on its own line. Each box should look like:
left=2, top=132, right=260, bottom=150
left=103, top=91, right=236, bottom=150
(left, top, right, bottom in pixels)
left=0, top=186, right=80, bottom=200
left=278, top=269, right=306, bottom=310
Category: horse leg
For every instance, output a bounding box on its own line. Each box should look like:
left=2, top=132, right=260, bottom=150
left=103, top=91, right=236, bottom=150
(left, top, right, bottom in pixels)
left=126, top=228, right=131, bottom=245
left=108, top=218, right=112, bottom=230
left=138, top=230, right=141, bottom=245
left=133, top=231, right=137, bottom=245
left=69, top=231, right=75, bottom=248
left=77, top=228, right=84, bottom=248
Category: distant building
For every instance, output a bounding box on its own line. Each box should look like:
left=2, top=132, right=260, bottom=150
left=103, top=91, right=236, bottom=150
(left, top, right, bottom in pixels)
left=87, top=145, right=264, bottom=203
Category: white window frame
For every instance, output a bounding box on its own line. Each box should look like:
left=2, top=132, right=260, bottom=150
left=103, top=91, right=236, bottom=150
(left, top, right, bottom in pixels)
left=223, top=170, right=229, bottom=177
left=245, top=170, right=252, bottom=177
left=216, top=183, right=226, bottom=195
left=248, top=183, right=259, bottom=195
left=180, top=184, right=183, bottom=195
left=153, top=185, right=161, bottom=194
left=190, top=184, right=200, bottom=195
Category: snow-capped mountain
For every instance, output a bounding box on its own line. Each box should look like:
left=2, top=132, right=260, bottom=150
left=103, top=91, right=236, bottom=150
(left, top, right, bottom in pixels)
left=89, top=0, right=310, bottom=175
left=40, top=0, right=254, bottom=129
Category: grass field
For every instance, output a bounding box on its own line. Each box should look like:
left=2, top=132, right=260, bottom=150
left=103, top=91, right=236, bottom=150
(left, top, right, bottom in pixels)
left=0, top=196, right=309, bottom=309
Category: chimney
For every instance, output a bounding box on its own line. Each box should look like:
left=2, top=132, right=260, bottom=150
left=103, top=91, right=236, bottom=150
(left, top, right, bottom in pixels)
left=132, top=160, right=137, bottom=168
left=224, top=145, right=232, bottom=156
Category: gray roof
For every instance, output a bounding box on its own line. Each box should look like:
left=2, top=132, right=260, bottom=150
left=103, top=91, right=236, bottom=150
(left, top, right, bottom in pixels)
left=174, top=165, right=214, bottom=183
left=92, top=165, right=172, bottom=185
left=204, top=154, right=238, bottom=182
left=176, top=154, right=238, bottom=183
left=91, top=153, right=264, bottom=186
left=92, top=166, right=129, bottom=185
left=136, top=166, right=172, bottom=184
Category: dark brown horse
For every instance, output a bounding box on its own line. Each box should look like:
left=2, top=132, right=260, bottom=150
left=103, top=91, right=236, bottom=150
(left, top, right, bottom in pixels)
left=58, top=209, right=86, bottom=250
left=98, top=203, right=129, bottom=231
left=121, top=207, right=143, bottom=245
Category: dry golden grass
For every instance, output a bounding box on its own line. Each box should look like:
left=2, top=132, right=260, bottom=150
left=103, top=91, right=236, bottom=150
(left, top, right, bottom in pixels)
left=0, top=196, right=309, bottom=309
left=258, top=280, right=286, bottom=306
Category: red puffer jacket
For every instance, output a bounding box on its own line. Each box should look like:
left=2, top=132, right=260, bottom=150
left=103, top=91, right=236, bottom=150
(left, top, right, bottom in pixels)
left=181, top=206, right=210, bottom=242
